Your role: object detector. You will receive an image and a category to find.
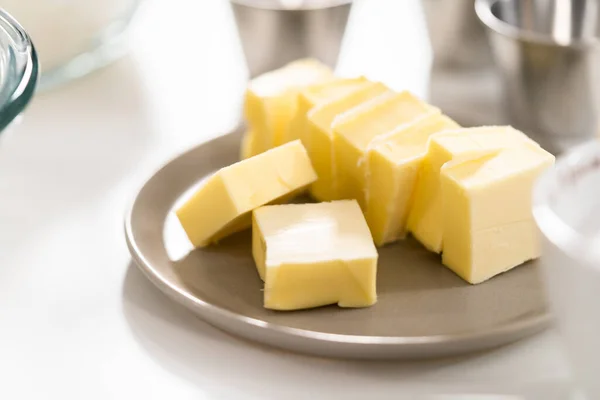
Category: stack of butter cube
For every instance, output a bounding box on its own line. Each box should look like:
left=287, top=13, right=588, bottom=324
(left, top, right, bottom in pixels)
left=176, top=59, right=554, bottom=311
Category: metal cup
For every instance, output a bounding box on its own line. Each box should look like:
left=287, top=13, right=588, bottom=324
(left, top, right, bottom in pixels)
left=422, top=0, right=492, bottom=69
left=476, top=0, right=600, bottom=154
left=230, top=0, right=353, bottom=78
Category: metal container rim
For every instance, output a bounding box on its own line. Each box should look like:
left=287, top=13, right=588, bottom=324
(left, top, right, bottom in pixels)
left=229, top=0, right=352, bottom=11
left=475, top=0, right=600, bottom=49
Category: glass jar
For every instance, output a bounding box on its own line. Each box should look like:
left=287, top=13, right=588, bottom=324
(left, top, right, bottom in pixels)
left=1, top=0, right=139, bottom=90
left=0, top=8, right=38, bottom=136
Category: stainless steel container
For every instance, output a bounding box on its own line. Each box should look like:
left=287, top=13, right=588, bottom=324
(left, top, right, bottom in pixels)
left=230, top=0, right=352, bottom=78
left=422, top=0, right=492, bottom=69
left=476, top=0, right=600, bottom=154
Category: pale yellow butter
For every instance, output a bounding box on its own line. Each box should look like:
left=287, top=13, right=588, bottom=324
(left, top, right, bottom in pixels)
left=306, top=82, right=391, bottom=201
left=332, top=91, right=436, bottom=209
left=286, top=77, right=369, bottom=146
left=364, top=112, right=460, bottom=246
left=407, top=126, right=535, bottom=253
left=441, top=145, right=554, bottom=283
left=252, top=200, right=378, bottom=310
left=243, top=59, right=333, bottom=155
left=240, top=129, right=256, bottom=160
left=176, top=140, right=317, bottom=248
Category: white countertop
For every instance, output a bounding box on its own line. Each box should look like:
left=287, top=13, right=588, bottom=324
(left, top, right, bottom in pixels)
left=0, top=0, right=575, bottom=398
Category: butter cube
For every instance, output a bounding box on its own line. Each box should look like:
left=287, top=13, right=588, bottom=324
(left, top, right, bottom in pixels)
left=407, top=126, right=534, bottom=253
left=176, top=140, right=317, bottom=247
left=244, top=59, right=333, bottom=155
left=252, top=200, right=378, bottom=310
left=333, top=91, right=436, bottom=208
left=441, top=145, right=554, bottom=283
left=306, top=82, right=391, bottom=201
left=240, top=129, right=256, bottom=160
left=365, top=112, right=460, bottom=246
left=286, top=77, right=370, bottom=146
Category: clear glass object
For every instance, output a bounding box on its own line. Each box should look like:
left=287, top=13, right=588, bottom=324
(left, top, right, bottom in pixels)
left=1, top=0, right=139, bottom=91
left=533, top=140, right=600, bottom=400
left=0, top=8, right=38, bottom=136
left=335, top=0, right=432, bottom=100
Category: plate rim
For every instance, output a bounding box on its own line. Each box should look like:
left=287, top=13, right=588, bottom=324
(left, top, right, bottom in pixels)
left=124, top=128, right=553, bottom=358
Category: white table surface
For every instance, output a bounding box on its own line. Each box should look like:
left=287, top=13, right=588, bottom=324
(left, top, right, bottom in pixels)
left=0, top=0, right=576, bottom=399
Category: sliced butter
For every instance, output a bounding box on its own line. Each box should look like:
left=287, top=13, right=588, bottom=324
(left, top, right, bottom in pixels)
left=252, top=200, right=378, bottom=310
left=177, top=140, right=317, bottom=247
left=441, top=145, right=554, bottom=283
left=306, top=81, right=390, bottom=201
left=244, top=59, right=333, bottom=155
left=286, top=76, right=370, bottom=146
left=407, top=126, right=535, bottom=253
left=365, top=112, right=460, bottom=246
left=332, top=91, right=436, bottom=208
left=240, top=129, right=256, bottom=160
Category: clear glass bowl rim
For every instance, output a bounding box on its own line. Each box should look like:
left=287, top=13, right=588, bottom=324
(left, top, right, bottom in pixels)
left=0, top=7, right=38, bottom=134
left=533, top=140, right=600, bottom=267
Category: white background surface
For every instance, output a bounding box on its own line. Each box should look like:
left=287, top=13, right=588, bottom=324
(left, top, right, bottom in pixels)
left=0, top=0, right=575, bottom=398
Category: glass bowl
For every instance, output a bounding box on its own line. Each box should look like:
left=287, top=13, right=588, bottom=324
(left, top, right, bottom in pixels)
left=1, top=0, right=138, bottom=91
left=0, top=8, right=38, bottom=135
left=533, top=140, right=600, bottom=399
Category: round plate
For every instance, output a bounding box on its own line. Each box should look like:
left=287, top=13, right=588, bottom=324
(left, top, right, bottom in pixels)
left=125, top=127, right=552, bottom=360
